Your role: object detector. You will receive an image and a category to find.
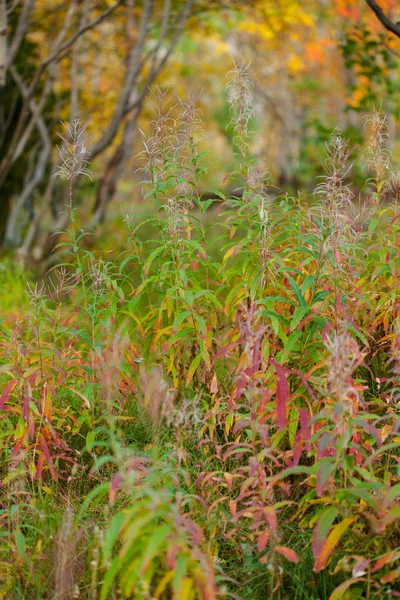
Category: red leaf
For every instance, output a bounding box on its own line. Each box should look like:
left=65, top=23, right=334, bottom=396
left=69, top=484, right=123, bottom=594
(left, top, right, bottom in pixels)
left=28, top=414, right=35, bottom=440
left=263, top=506, right=278, bottom=533
left=10, top=441, right=25, bottom=468
left=22, top=390, right=29, bottom=420
left=275, top=546, right=299, bottom=563
left=358, top=420, right=381, bottom=446
left=39, top=436, right=57, bottom=481
left=271, top=361, right=289, bottom=430
left=257, top=530, right=270, bottom=553
left=316, top=460, right=335, bottom=496
left=312, top=507, right=338, bottom=560
left=293, top=430, right=303, bottom=466
left=299, top=408, right=311, bottom=449
left=35, top=453, right=45, bottom=479
left=109, top=473, right=123, bottom=505
left=352, top=557, right=369, bottom=578
left=213, top=341, right=241, bottom=362
left=0, top=380, right=17, bottom=409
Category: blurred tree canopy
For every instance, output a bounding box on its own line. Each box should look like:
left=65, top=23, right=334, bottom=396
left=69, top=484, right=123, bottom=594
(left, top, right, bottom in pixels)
left=0, top=0, right=399, bottom=265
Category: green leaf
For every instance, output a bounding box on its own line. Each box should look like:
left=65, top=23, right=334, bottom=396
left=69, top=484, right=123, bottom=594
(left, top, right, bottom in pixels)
left=100, top=555, right=122, bottom=600
left=167, top=327, right=195, bottom=346
left=290, top=306, right=308, bottom=332
left=15, top=530, right=27, bottom=559
left=103, top=512, right=127, bottom=560
left=345, top=323, right=368, bottom=347
left=312, top=290, right=330, bottom=304
left=78, top=483, right=109, bottom=520
left=186, top=354, right=202, bottom=386
left=86, top=431, right=96, bottom=451
left=371, top=264, right=390, bottom=281
left=286, top=274, right=306, bottom=307
left=139, top=523, right=171, bottom=575
left=144, top=245, right=165, bottom=277
left=312, top=506, right=339, bottom=560
left=329, top=578, right=365, bottom=600
left=277, top=330, right=303, bottom=363
left=368, top=218, right=379, bottom=233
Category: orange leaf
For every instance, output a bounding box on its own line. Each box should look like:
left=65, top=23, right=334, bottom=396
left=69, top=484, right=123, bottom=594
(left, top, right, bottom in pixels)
left=275, top=546, right=299, bottom=563
left=263, top=506, right=278, bottom=533
left=210, top=373, right=218, bottom=394
left=223, top=472, right=234, bottom=492
left=372, top=550, right=399, bottom=573
left=0, top=379, right=18, bottom=409
left=381, top=569, right=400, bottom=584
left=257, top=530, right=270, bottom=553
left=229, top=500, right=237, bottom=517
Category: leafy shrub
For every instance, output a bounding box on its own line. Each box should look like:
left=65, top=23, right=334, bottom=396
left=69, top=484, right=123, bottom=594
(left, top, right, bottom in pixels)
left=0, top=68, right=399, bottom=599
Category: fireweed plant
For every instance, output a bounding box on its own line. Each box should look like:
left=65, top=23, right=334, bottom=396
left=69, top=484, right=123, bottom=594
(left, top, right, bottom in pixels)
left=0, top=65, right=399, bottom=599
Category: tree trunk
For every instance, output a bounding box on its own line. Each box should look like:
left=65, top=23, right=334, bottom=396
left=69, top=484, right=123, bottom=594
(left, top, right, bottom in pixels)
left=0, top=0, right=7, bottom=89
left=0, top=196, right=10, bottom=247
left=91, top=113, right=137, bottom=226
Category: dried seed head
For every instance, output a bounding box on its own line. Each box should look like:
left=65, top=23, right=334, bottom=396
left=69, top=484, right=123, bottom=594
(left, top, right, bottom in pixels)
left=55, top=119, right=92, bottom=181
left=317, top=129, right=354, bottom=215
left=178, top=93, right=203, bottom=156
left=139, top=88, right=178, bottom=181
left=363, top=111, right=391, bottom=176
left=324, top=331, right=362, bottom=400
left=227, top=60, right=254, bottom=130
left=387, top=169, right=400, bottom=196
left=27, top=280, right=45, bottom=306
left=315, top=129, right=355, bottom=252
left=47, top=267, right=80, bottom=300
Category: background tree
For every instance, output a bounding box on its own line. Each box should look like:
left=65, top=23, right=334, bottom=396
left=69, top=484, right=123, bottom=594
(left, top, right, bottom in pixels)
left=365, top=0, right=400, bottom=38
left=1, top=0, right=255, bottom=265
left=2, top=0, right=400, bottom=267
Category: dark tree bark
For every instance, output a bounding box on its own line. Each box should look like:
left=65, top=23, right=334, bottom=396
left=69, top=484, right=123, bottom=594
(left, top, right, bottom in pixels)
left=1, top=0, right=259, bottom=264
left=0, top=0, right=195, bottom=262
left=365, top=0, right=400, bottom=38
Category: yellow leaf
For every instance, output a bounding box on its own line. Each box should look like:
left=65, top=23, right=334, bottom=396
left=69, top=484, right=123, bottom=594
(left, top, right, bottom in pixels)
left=314, top=517, right=358, bottom=573
left=225, top=412, right=234, bottom=435
left=287, top=54, right=304, bottom=74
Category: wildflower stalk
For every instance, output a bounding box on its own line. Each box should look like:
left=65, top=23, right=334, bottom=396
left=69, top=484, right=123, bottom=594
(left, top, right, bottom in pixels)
left=227, top=60, right=255, bottom=195
left=363, top=111, right=391, bottom=206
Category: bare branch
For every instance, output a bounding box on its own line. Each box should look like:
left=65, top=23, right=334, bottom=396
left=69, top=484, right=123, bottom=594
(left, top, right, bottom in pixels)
left=0, top=0, right=7, bottom=87
left=146, top=0, right=194, bottom=83
left=1, top=0, right=197, bottom=258
left=6, top=66, right=51, bottom=245
left=8, top=0, right=35, bottom=66
left=90, top=0, right=154, bottom=158
left=126, top=0, right=195, bottom=113
left=13, top=73, right=54, bottom=161
left=90, top=105, right=139, bottom=227
left=70, top=0, right=92, bottom=120
left=48, top=0, right=79, bottom=57
left=18, top=166, right=57, bottom=261
left=0, top=0, right=121, bottom=185
left=148, top=0, right=172, bottom=71
left=365, top=0, right=400, bottom=38
left=7, top=0, right=21, bottom=15
left=42, top=0, right=123, bottom=69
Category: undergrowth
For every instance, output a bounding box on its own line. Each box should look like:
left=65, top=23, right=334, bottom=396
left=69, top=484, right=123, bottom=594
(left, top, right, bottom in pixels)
left=0, top=65, right=399, bottom=599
